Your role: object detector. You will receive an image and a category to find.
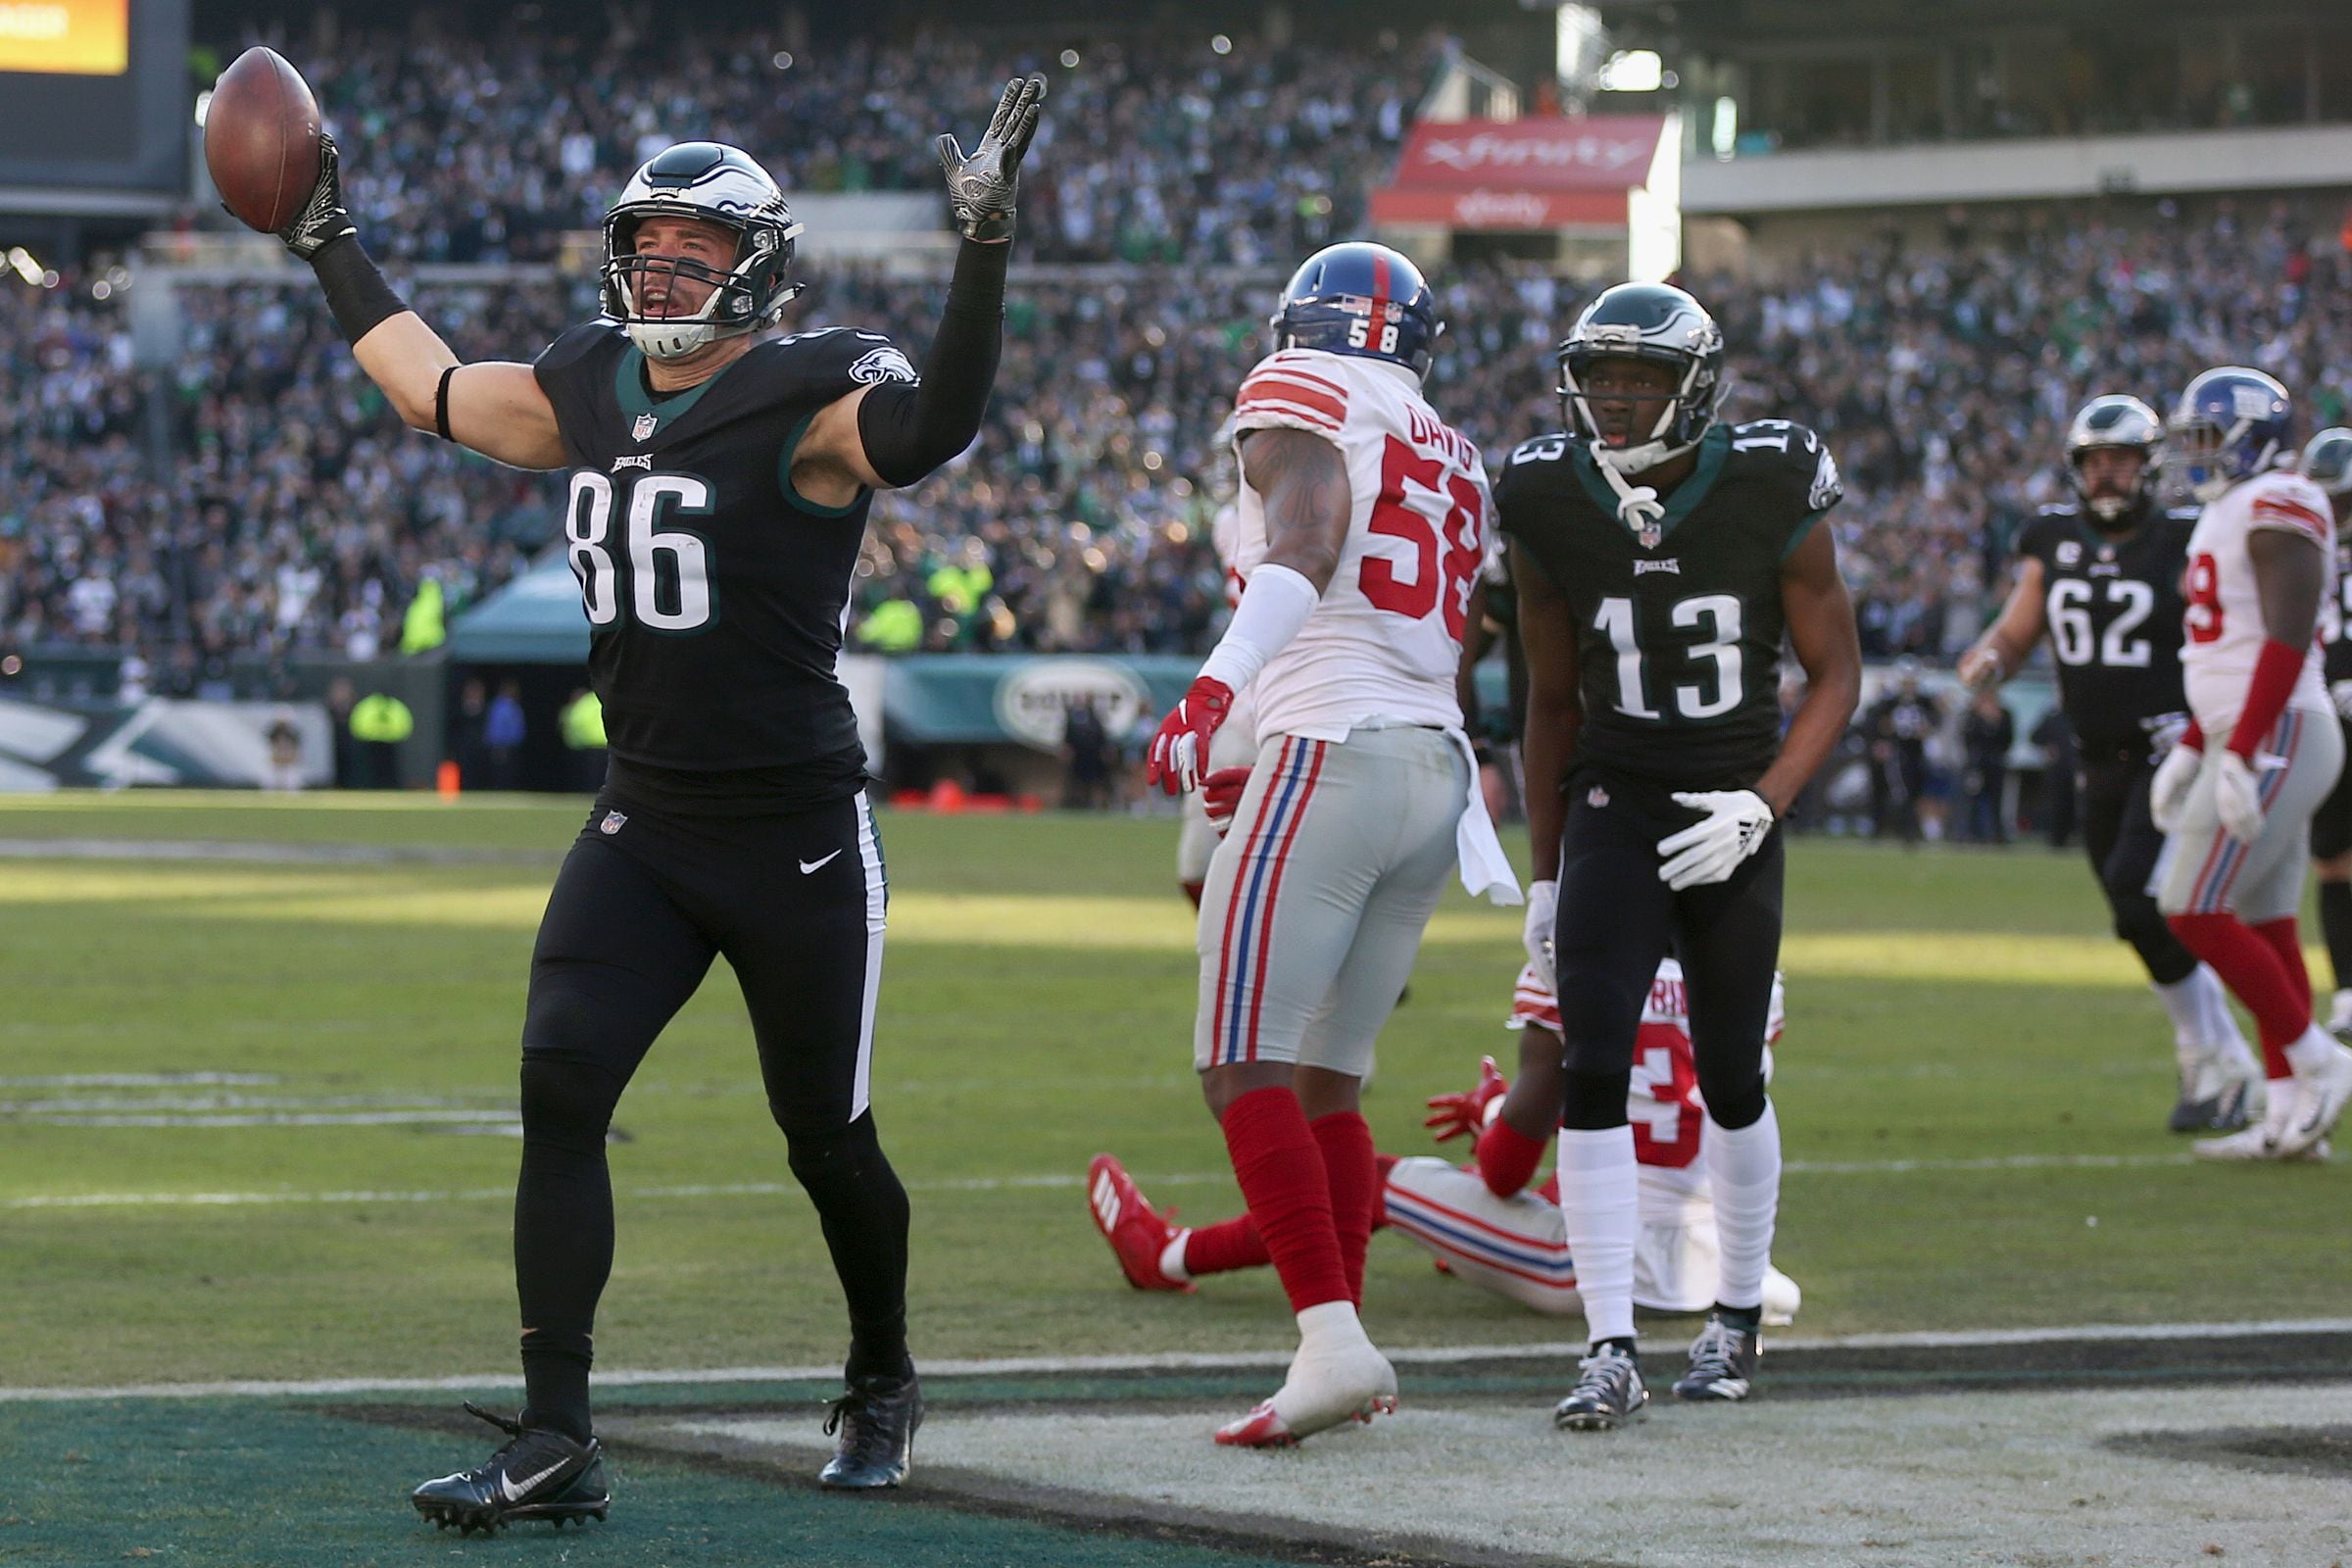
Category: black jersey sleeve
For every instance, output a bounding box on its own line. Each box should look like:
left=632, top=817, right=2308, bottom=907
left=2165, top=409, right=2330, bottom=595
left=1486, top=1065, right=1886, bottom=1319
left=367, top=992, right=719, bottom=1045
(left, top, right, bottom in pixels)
left=2012, top=507, right=2065, bottom=569
left=530, top=321, right=625, bottom=447
left=1725, top=419, right=1841, bottom=556
left=1494, top=432, right=1575, bottom=586
left=762, top=326, right=919, bottom=407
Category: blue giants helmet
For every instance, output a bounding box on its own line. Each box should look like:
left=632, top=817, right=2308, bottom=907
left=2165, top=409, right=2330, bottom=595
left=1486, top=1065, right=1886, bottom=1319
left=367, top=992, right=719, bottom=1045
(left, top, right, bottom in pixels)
left=2167, top=367, right=2293, bottom=502
left=1268, top=242, right=1444, bottom=378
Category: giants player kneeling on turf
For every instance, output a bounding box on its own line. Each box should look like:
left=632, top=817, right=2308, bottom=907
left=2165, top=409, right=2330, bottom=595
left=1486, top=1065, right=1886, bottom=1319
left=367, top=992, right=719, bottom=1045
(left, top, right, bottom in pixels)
left=1088, top=957, right=1800, bottom=1331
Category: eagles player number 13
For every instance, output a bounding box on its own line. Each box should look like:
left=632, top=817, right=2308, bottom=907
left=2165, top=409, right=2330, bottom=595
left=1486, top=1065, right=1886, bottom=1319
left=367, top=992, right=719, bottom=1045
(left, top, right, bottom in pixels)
left=564, top=468, right=713, bottom=631
left=1593, top=593, right=1743, bottom=721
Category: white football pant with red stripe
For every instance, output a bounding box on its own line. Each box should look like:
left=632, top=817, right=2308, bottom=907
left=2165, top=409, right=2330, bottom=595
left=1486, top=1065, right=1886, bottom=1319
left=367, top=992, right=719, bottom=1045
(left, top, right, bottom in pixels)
left=1194, top=726, right=1465, bottom=1075
left=1381, top=1156, right=1802, bottom=1324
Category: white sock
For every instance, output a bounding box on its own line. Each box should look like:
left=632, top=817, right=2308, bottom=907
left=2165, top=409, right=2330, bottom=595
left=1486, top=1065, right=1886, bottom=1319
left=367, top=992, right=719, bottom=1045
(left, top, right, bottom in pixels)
left=1557, top=1126, right=1640, bottom=1346
left=1705, top=1102, right=1783, bottom=1311
left=1160, top=1230, right=1192, bottom=1284
left=1295, top=1298, right=1369, bottom=1353
left=2192, top=965, right=2249, bottom=1054
left=2151, top=970, right=2212, bottom=1050
left=2285, top=1023, right=2345, bottom=1078
left=2331, top=989, right=2352, bottom=1032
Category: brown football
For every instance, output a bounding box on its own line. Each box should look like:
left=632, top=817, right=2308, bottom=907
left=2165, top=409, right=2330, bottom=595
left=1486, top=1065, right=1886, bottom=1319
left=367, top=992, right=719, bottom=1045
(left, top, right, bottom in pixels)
left=205, top=46, right=323, bottom=235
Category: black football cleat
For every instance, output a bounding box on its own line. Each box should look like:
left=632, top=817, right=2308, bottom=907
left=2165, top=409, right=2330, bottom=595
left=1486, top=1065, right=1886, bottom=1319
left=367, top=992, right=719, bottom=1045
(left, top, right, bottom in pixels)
left=818, top=1373, right=923, bottom=1489
left=1671, top=1314, right=1761, bottom=1401
left=411, top=1401, right=609, bottom=1535
left=1552, top=1346, right=1647, bottom=1432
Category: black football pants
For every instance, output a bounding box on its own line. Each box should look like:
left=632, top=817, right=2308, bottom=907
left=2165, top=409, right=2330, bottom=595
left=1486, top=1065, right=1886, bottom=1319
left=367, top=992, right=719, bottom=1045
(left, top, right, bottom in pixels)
left=2079, top=753, right=2197, bottom=987
left=513, top=789, right=907, bottom=1440
left=1547, top=769, right=1784, bottom=1133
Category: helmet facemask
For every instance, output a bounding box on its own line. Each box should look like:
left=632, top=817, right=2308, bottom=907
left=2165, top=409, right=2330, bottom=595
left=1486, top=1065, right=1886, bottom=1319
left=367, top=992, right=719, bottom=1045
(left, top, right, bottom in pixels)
left=604, top=212, right=802, bottom=360
left=1558, top=344, right=1717, bottom=477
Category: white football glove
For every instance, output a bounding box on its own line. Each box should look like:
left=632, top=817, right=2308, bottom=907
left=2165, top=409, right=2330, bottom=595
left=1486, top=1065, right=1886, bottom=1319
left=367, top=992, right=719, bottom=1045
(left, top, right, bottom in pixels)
left=2330, top=680, right=2352, bottom=722
left=2214, top=749, right=2283, bottom=845
left=1658, top=790, right=1775, bottom=891
left=2148, top=743, right=2202, bottom=833
left=1522, top=878, right=1557, bottom=990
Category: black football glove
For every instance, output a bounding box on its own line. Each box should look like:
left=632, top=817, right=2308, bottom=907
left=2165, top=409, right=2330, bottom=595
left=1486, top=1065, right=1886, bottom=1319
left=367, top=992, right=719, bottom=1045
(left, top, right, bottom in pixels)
left=936, top=74, right=1045, bottom=243
left=276, top=131, right=357, bottom=261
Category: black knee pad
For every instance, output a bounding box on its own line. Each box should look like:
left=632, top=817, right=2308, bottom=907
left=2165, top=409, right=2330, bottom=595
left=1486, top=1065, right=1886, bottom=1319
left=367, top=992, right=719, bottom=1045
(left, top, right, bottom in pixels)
left=1559, top=1068, right=1633, bottom=1131
left=1700, top=1071, right=1769, bottom=1132
left=517, top=1054, right=622, bottom=1155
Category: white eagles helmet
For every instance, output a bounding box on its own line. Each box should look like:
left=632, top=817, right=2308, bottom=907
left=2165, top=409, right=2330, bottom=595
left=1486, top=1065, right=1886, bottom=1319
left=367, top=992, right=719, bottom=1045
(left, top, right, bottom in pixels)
left=602, top=142, right=805, bottom=360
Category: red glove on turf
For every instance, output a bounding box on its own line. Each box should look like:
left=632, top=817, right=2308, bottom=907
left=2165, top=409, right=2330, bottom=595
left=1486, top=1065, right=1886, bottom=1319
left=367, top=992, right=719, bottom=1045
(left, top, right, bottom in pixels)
left=1423, top=1054, right=1508, bottom=1144
left=1145, top=676, right=1234, bottom=795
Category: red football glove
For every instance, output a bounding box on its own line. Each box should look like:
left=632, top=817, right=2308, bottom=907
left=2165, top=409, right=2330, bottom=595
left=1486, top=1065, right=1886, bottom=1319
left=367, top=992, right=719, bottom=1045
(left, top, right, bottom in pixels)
left=1145, top=676, right=1235, bottom=794
left=1422, top=1054, right=1508, bottom=1144
left=1201, top=767, right=1250, bottom=836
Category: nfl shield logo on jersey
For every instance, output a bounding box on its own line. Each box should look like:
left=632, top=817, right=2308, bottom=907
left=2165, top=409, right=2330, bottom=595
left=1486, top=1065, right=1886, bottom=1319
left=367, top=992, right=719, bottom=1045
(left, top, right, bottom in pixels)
left=632, top=414, right=658, bottom=443
left=600, top=810, right=628, bottom=835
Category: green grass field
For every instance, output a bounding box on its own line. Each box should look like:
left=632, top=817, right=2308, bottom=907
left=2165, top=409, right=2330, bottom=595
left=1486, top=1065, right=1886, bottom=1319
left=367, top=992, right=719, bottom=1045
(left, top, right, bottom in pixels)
left=3, top=790, right=2339, bottom=1395
left=2, top=793, right=2344, bottom=1566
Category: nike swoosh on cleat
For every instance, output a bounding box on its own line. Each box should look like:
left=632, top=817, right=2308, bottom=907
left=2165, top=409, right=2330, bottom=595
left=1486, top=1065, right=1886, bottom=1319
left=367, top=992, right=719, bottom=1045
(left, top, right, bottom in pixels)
left=499, top=1460, right=569, bottom=1503
left=799, top=850, right=844, bottom=874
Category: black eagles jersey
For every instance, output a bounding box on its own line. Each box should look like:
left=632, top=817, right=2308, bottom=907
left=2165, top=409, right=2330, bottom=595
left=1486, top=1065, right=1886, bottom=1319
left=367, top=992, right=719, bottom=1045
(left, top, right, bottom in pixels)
left=533, top=320, right=917, bottom=802
left=2324, top=526, right=2352, bottom=686
left=2011, top=502, right=2193, bottom=757
left=1497, top=418, right=1840, bottom=788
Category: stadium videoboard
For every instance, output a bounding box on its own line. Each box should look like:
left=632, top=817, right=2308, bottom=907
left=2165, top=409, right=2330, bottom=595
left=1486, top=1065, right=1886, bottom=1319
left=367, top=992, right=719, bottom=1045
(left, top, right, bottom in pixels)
left=0, top=0, right=189, bottom=194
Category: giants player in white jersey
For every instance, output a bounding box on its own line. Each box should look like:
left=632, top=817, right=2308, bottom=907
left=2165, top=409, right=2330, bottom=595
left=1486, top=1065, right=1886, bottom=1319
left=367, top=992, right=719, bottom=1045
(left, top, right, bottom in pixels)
left=2150, top=368, right=2352, bottom=1159
left=1144, top=243, right=1519, bottom=1446
left=1088, top=957, right=1801, bottom=1324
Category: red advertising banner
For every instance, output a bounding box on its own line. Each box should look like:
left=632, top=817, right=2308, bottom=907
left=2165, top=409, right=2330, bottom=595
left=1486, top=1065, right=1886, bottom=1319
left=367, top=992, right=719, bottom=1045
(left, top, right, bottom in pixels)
left=1388, top=117, right=1666, bottom=193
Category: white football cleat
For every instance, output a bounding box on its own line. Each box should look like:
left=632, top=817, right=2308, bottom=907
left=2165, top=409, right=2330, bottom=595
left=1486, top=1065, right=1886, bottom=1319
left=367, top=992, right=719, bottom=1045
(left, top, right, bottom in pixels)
left=1213, top=1340, right=1396, bottom=1447
left=2190, top=1043, right=2265, bottom=1131
left=2275, top=1036, right=2352, bottom=1157
left=2195, top=1081, right=2294, bottom=1161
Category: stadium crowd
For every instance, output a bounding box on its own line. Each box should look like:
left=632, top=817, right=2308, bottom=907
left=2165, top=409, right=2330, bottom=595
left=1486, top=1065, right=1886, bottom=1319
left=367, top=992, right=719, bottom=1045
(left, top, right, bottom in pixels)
left=260, top=19, right=1434, bottom=268
left=7, top=199, right=2352, bottom=676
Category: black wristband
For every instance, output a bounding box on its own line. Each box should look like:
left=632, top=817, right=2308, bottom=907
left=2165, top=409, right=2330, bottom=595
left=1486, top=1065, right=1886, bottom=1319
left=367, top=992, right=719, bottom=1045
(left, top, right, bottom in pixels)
left=855, top=238, right=1007, bottom=488
left=435, top=366, right=457, bottom=442
left=310, top=236, right=407, bottom=346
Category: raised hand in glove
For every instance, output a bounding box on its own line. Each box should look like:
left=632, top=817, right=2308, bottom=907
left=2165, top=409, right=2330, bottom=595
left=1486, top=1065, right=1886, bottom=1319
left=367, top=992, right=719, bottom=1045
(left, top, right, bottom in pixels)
left=2215, top=749, right=2283, bottom=844
left=1145, top=676, right=1234, bottom=795
left=276, top=132, right=357, bottom=261
left=1657, top=789, right=1775, bottom=891
left=1423, top=1055, right=1508, bottom=1144
left=2148, top=742, right=2202, bottom=833
left=1201, top=766, right=1250, bottom=836
left=937, top=74, right=1046, bottom=242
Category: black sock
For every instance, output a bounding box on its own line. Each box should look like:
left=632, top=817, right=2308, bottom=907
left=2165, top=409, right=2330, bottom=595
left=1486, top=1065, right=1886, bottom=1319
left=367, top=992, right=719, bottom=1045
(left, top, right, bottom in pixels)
left=788, top=1113, right=913, bottom=1387
left=2321, top=880, right=2352, bottom=997
left=514, top=1056, right=623, bottom=1446
left=1713, top=1301, right=1764, bottom=1333
left=1592, top=1336, right=1640, bottom=1362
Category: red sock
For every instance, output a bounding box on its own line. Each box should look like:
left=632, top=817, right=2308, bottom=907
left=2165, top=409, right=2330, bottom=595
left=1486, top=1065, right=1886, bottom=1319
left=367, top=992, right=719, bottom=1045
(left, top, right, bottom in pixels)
left=2250, top=917, right=2312, bottom=1017
left=2170, top=912, right=2309, bottom=1075
left=1473, top=1117, right=1547, bottom=1199
left=1310, top=1110, right=1377, bottom=1306
left=1218, top=1087, right=1348, bottom=1314
left=1181, top=1214, right=1267, bottom=1277
left=1371, top=1152, right=1397, bottom=1230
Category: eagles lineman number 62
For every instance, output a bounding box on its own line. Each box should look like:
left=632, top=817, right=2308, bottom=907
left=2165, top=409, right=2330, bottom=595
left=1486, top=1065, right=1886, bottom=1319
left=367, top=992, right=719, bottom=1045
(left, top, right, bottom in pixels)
left=565, top=468, right=715, bottom=631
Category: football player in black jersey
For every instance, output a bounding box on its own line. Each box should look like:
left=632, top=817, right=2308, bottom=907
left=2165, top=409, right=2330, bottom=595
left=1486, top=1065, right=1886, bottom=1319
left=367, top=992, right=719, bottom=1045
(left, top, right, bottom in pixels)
left=269, top=78, right=1047, bottom=1527
left=2300, top=427, right=2352, bottom=1038
left=1500, top=283, right=1861, bottom=1427
left=1959, top=395, right=2260, bottom=1132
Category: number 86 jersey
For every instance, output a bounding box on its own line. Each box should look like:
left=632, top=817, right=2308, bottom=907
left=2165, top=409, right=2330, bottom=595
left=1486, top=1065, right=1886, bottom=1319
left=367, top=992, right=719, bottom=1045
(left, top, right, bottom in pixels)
left=1227, top=349, right=1491, bottom=742
left=1496, top=419, right=1840, bottom=789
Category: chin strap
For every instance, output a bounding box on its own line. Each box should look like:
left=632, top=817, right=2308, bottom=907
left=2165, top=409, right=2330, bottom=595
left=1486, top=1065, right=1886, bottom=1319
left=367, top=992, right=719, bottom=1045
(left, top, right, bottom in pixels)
left=1589, top=441, right=1669, bottom=539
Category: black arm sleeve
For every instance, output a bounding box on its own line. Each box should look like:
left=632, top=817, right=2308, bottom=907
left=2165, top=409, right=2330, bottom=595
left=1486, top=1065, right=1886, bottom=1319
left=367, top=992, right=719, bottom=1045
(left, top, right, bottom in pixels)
left=855, top=238, right=1007, bottom=488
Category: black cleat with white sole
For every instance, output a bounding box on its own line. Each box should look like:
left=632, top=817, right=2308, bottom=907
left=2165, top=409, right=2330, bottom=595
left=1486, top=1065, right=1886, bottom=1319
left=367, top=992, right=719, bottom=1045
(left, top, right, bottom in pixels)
left=1672, top=1314, right=1761, bottom=1401
left=1552, top=1346, right=1647, bottom=1431
left=411, top=1401, right=609, bottom=1536
left=819, top=1372, right=924, bottom=1489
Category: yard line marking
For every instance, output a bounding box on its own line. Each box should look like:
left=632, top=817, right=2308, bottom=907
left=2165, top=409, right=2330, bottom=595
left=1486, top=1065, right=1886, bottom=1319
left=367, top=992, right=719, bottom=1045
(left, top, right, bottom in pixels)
left=6, top=1319, right=2350, bottom=1404
left=0, top=1073, right=281, bottom=1088
left=1783, top=1152, right=2193, bottom=1174
left=0, top=837, right=551, bottom=865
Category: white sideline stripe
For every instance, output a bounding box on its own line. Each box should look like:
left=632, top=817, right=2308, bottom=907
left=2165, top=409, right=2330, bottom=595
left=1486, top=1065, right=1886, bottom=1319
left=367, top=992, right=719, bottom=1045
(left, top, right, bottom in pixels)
left=0, top=1150, right=2194, bottom=1208
left=6, top=1318, right=2349, bottom=1405
left=3, top=1111, right=524, bottom=1129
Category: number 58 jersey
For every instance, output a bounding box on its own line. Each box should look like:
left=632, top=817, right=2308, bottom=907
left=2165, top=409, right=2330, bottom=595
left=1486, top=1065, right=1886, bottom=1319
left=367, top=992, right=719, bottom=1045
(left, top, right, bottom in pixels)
left=1228, top=349, right=1491, bottom=742
left=1497, top=420, right=1840, bottom=789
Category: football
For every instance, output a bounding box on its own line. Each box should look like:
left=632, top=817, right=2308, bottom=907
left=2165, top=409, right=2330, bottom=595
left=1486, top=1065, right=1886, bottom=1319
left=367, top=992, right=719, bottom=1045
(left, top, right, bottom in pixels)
left=204, top=46, right=323, bottom=235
